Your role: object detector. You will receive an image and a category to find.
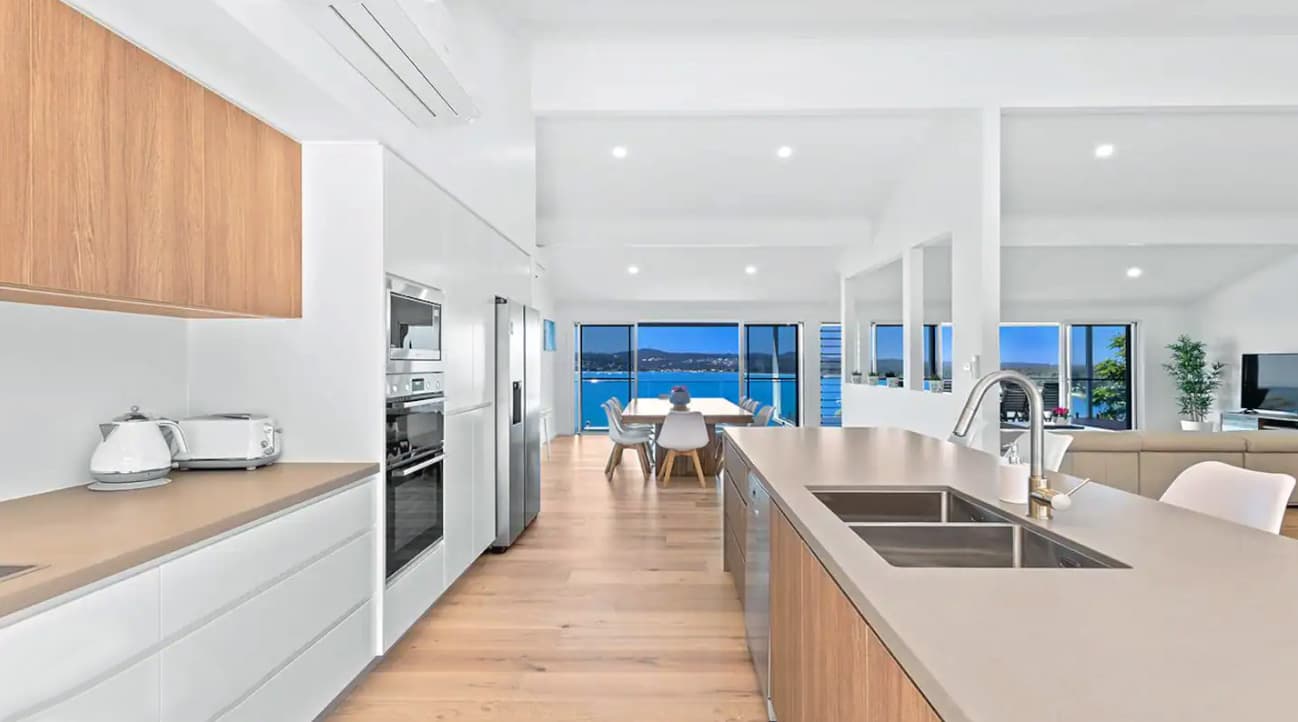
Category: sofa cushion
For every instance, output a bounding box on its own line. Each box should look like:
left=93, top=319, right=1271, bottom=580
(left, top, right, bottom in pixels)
left=1137, top=432, right=1247, bottom=453
left=1058, top=431, right=1143, bottom=453
left=1244, top=453, right=1298, bottom=504
left=1059, top=452, right=1139, bottom=495
left=1239, top=431, right=1298, bottom=453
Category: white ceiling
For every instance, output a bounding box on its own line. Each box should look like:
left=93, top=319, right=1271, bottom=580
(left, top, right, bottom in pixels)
left=1004, top=110, right=1298, bottom=216
left=538, top=114, right=936, bottom=220
left=489, top=0, right=1298, bottom=36
left=542, top=244, right=843, bottom=303
left=849, top=244, right=1298, bottom=307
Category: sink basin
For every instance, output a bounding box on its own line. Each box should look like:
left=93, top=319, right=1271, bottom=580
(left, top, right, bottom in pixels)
left=812, top=488, right=1012, bottom=525
left=850, top=524, right=1126, bottom=568
left=811, top=488, right=1128, bottom=569
left=0, top=565, right=38, bottom=583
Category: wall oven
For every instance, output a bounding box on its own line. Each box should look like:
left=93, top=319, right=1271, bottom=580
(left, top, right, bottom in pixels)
left=386, top=363, right=445, bottom=580
left=387, top=274, right=443, bottom=362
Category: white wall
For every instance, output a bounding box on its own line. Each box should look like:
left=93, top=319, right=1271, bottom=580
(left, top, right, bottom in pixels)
left=0, top=305, right=188, bottom=501
left=1195, top=252, right=1298, bottom=412
left=553, top=300, right=838, bottom=435
left=842, top=384, right=967, bottom=444
left=187, top=143, right=387, bottom=463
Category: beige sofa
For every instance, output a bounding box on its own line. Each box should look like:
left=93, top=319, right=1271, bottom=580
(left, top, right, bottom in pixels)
left=1059, top=431, right=1298, bottom=504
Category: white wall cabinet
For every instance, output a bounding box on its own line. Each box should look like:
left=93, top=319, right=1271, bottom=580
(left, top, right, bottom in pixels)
left=2, top=478, right=378, bottom=722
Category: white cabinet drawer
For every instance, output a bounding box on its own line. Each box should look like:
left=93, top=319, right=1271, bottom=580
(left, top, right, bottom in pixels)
left=160, top=480, right=373, bottom=637
left=160, top=531, right=373, bottom=722
left=221, top=601, right=373, bottom=722
left=0, top=569, right=160, bottom=719
left=24, top=655, right=160, bottom=722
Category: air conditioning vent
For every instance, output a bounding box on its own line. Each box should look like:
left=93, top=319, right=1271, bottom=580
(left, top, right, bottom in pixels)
left=308, top=0, right=477, bottom=127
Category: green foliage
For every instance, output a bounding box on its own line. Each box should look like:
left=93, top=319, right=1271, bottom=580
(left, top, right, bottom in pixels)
left=1162, top=335, right=1226, bottom=422
left=1090, top=333, right=1129, bottom=420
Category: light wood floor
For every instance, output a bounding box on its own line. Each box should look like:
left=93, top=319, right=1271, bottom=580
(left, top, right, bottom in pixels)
left=1282, top=509, right=1298, bottom=539
left=328, top=435, right=768, bottom=722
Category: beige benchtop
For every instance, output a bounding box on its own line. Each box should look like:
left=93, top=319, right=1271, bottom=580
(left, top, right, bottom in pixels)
left=0, top=462, right=378, bottom=621
left=726, top=426, right=1298, bottom=722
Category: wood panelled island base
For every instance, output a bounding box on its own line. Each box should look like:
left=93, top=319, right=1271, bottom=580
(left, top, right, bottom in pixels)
left=769, top=505, right=940, bottom=722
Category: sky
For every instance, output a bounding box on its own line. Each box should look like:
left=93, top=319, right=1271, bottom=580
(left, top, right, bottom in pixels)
left=637, top=324, right=740, bottom=355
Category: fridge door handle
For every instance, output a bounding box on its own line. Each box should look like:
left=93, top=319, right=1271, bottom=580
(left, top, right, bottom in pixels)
left=512, top=381, right=523, bottom=425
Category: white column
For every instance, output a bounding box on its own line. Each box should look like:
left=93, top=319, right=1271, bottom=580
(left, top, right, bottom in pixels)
left=902, top=247, right=925, bottom=390
left=841, top=275, right=862, bottom=382
left=949, top=108, right=1003, bottom=452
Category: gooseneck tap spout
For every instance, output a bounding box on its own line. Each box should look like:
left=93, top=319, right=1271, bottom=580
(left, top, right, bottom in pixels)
left=949, top=369, right=1060, bottom=520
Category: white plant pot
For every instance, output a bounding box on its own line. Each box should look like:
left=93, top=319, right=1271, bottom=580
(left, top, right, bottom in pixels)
left=1180, top=419, right=1215, bottom=432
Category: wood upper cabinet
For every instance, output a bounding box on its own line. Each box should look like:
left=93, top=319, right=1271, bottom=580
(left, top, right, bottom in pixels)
left=0, top=0, right=301, bottom=318
left=770, top=505, right=942, bottom=722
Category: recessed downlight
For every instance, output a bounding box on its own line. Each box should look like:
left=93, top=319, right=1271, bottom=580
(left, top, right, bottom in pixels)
left=1094, top=143, right=1116, bottom=159
left=745, top=265, right=758, bottom=275
left=775, top=145, right=794, bottom=159
left=611, top=145, right=629, bottom=159
left=627, top=265, right=640, bottom=275
left=1126, top=266, right=1143, bottom=279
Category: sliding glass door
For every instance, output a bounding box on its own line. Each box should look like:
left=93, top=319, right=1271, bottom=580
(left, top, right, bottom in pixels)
left=577, top=325, right=633, bottom=431
left=1070, top=324, right=1134, bottom=430
left=636, top=324, right=741, bottom=403
left=745, top=324, right=800, bottom=425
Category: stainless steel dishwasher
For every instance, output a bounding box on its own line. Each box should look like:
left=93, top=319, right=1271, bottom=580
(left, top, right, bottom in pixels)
left=744, top=472, right=774, bottom=720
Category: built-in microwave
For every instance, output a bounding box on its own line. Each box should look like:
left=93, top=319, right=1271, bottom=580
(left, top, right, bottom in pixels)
left=387, top=274, right=443, bottom=362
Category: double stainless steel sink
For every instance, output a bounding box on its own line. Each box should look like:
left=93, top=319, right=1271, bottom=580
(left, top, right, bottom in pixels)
left=811, top=488, right=1128, bottom=569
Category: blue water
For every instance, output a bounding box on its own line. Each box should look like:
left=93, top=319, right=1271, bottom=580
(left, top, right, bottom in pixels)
left=579, top=371, right=794, bottom=430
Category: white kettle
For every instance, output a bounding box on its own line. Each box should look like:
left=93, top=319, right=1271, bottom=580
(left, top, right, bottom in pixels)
left=89, top=406, right=190, bottom=491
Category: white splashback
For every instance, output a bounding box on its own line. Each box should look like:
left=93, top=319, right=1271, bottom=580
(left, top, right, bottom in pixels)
left=0, top=303, right=188, bottom=501
left=186, top=143, right=387, bottom=464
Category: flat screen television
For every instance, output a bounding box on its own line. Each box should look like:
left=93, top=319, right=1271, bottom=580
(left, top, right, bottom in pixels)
left=1241, top=353, right=1298, bottom=414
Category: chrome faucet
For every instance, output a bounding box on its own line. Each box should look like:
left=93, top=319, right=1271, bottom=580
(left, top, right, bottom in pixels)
left=949, top=369, right=1071, bottom=520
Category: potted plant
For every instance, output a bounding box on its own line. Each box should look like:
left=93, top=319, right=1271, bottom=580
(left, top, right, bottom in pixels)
left=850, top=369, right=863, bottom=384
left=1052, top=407, right=1071, bottom=424
left=867, top=371, right=880, bottom=386
left=1163, top=335, right=1226, bottom=431
left=668, top=385, right=691, bottom=410
left=926, top=375, right=944, bottom=393
left=884, top=372, right=901, bottom=388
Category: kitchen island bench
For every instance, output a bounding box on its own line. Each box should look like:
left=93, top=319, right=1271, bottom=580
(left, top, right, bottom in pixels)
left=723, top=426, right=1298, bottom=722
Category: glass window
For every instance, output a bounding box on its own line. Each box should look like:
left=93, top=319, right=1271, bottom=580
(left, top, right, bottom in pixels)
left=577, top=325, right=632, bottom=431
left=940, top=324, right=953, bottom=383
left=998, top=324, right=1061, bottom=420
left=746, top=324, right=800, bottom=425
left=872, top=324, right=940, bottom=381
left=1070, top=324, right=1133, bottom=430
left=820, top=324, right=842, bottom=427
left=636, top=324, right=740, bottom=403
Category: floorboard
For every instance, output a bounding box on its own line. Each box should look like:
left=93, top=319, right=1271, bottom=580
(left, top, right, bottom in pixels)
left=328, top=434, right=768, bottom=722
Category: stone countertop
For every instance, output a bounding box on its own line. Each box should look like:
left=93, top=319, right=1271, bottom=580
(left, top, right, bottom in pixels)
left=725, top=426, right=1298, bottom=722
left=0, top=462, right=378, bottom=622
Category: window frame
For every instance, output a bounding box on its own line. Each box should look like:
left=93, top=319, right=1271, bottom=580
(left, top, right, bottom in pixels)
left=1066, top=323, right=1136, bottom=430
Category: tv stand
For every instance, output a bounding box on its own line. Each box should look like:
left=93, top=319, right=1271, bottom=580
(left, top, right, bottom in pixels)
left=1223, top=410, right=1298, bottom=431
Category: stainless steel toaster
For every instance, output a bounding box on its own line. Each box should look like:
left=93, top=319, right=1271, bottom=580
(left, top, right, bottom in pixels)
left=175, top=414, right=282, bottom=470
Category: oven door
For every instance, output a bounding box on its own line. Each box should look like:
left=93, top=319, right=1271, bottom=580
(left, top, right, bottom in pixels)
left=386, top=451, right=445, bottom=579
left=386, top=394, right=445, bottom=460
left=388, top=291, right=442, bottom=361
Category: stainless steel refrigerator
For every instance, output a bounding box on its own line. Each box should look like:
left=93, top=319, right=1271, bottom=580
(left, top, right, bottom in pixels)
left=494, top=297, right=541, bottom=549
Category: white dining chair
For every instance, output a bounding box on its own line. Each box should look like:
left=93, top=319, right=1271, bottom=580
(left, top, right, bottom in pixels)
left=609, top=397, right=654, bottom=436
left=602, top=402, right=653, bottom=481
left=656, top=411, right=710, bottom=488
left=751, top=405, right=775, bottom=427
left=1160, top=461, right=1295, bottom=534
left=741, top=398, right=759, bottom=412
left=1007, top=430, right=1074, bottom=473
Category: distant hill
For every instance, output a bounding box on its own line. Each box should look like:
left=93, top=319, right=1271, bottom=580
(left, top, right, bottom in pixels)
left=583, top=347, right=798, bottom=373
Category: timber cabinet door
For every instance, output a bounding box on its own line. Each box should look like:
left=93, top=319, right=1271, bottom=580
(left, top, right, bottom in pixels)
left=1, top=0, right=301, bottom=318
left=769, top=505, right=941, bottom=722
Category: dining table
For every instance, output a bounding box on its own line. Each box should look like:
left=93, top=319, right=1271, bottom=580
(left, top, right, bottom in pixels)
left=620, top=397, right=755, bottom=478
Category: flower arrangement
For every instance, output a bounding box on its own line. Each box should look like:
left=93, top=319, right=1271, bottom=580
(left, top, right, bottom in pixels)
left=669, top=385, right=691, bottom=408
left=1052, top=407, right=1070, bottom=421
